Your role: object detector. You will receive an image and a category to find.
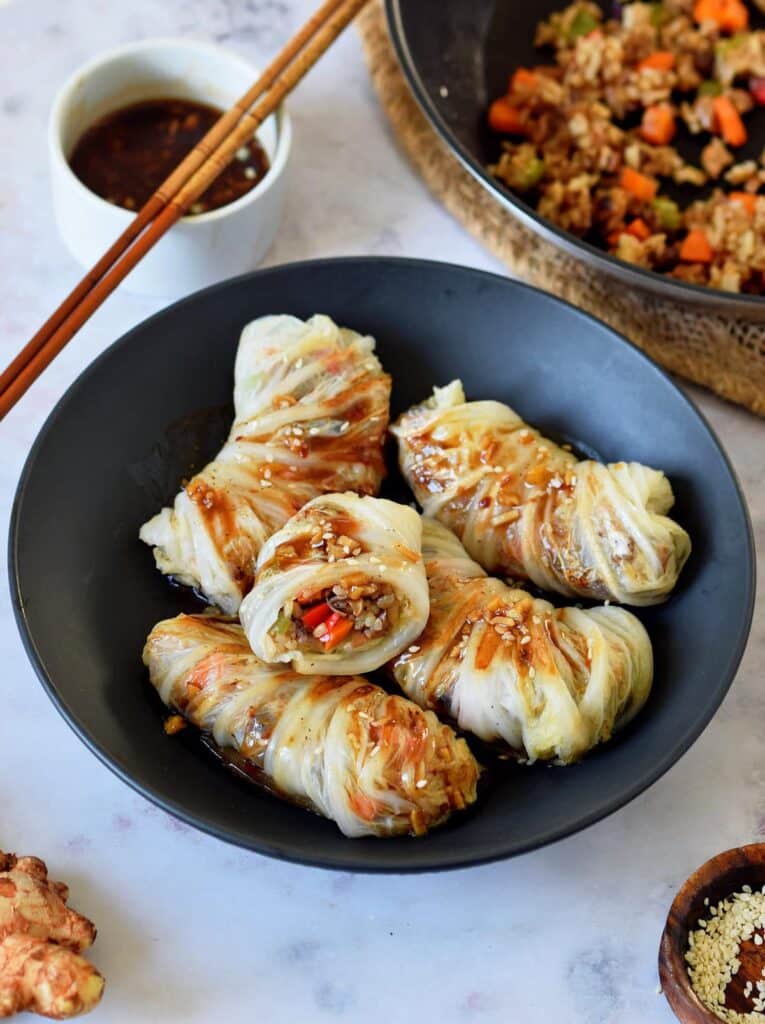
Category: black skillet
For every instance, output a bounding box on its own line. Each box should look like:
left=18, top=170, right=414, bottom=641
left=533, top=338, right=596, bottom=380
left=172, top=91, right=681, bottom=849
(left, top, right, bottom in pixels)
left=386, top=0, right=765, bottom=316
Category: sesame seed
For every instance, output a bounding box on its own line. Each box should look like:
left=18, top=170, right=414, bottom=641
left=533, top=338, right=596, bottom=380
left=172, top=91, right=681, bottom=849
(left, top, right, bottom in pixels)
left=686, top=888, right=765, bottom=1022
left=244, top=166, right=256, bottom=180
left=416, top=779, right=428, bottom=788
left=408, top=645, right=421, bottom=653
left=236, top=146, right=250, bottom=161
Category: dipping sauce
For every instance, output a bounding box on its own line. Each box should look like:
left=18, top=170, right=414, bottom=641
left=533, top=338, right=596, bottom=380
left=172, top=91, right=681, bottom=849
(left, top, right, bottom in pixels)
left=68, top=98, right=270, bottom=215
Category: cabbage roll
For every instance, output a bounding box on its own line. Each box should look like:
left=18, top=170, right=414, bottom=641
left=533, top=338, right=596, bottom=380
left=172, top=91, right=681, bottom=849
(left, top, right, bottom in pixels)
left=390, top=519, right=653, bottom=764
left=144, top=613, right=479, bottom=837
left=240, top=493, right=429, bottom=675
left=392, top=381, right=690, bottom=606
left=140, top=315, right=391, bottom=613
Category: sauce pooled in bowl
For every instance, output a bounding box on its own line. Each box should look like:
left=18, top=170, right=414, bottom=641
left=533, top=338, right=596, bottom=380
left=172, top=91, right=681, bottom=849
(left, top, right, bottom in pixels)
left=68, top=98, right=270, bottom=215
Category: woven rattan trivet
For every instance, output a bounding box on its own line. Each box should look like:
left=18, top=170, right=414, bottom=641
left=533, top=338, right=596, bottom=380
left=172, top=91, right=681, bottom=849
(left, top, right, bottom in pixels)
left=357, top=0, right=765, bottom=416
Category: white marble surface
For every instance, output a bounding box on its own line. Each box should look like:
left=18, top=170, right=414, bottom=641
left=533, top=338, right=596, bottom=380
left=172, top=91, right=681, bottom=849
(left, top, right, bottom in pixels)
left=0, top=2, right=763, bottom=1022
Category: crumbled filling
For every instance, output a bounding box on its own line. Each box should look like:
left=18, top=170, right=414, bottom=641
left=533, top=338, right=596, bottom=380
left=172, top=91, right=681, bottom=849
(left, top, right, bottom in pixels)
left=269, top=582, right=399, bottom=655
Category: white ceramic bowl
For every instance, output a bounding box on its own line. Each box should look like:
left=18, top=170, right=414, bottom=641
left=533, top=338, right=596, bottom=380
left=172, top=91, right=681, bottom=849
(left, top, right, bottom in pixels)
left=48, top=38, right=292, bottom=298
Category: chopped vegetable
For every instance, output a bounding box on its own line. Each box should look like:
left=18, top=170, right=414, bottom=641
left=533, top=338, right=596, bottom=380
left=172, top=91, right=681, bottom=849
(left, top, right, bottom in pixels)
left=272, top=612, right=292, bottom=635
left=626, top=217, right=652, bottom=240
left=651, top=196, right=682, bottom=230
left=301, top=601, right=332, bottom=630
left=619, top=167, right=658, bottom=201
left=321, top=612, right=354, bottom=651
left=679, top=228, right=714, bottom=262
left=693, top=0, right=748, bottom=32
left=510, top=67, right=539, bottom=92
left=638, top=51, right=676, bottom=72
left=729, top=190, right=757, bottom=213
left=649, top=3, right=670, bottom=26
left=641, top=103, right=676, bottom=144
left=698, top=79, right=723, bottom=97
left=518, top=156, right=546, bottom=189
left=488, top=97, right=526, bottom=134
left=750, top=76, right=765, bottom=105
left=567, top=8, right=600, bottom=38
left=712, top=94, right=747, bottom=146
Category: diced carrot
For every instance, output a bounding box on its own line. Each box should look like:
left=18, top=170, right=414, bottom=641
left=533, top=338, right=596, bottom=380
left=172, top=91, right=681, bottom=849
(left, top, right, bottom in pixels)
left=712, top=95, right=747, bottom=146
left=509, top=67, right=538, bottom=92
left=693, top=0, right=748, bottom=31
left=349, top=792, right=379, bottom=822
left=487, top=97, right=526, bottom=134
left=321, top=612, right=354, bottom=651
left=638, top=51, right=676, bottom=71
left=640, top=103, right=676, bottom=145
left=679, top=228, right=714, bottom=262
left=626, top=218, right=652, bottom=240
left=619, top=167, right=658, bottom=201
left=301, top=601, right=332, bottom=630
left=729, top=191, right=757, bottom=214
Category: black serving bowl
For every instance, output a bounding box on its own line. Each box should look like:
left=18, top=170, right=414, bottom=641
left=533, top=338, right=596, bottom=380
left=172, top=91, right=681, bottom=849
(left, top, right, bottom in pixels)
left=386, top=0, right=765, bottom=316
left=9, top=257, right=755, bottom=871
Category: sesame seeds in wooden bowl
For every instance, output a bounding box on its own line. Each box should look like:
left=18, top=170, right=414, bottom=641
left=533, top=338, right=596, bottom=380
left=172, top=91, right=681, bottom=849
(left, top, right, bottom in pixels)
left=660, top=844, right=765, bottom=1023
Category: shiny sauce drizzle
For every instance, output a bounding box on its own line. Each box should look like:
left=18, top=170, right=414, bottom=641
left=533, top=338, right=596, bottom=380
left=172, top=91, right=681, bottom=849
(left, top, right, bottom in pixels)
left=68, top=98, right=270, bottom=215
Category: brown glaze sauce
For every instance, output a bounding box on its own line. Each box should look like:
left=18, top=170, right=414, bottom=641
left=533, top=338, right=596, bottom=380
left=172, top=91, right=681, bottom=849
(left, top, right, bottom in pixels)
left=69, top=98, right=269, bottom=214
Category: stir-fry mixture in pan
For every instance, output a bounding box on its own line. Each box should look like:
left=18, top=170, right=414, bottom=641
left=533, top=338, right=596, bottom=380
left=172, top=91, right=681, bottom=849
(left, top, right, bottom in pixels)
left=488, top=0, right=765, bottom=292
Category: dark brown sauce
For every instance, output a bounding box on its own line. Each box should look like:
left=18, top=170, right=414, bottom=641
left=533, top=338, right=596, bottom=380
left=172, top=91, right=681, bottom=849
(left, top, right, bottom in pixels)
left=69, top=98, right=270, bottom=215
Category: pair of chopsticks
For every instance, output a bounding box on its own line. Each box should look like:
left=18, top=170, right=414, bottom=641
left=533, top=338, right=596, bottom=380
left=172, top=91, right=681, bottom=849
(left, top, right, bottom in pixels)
left=0, top=0, right=369, bottom=421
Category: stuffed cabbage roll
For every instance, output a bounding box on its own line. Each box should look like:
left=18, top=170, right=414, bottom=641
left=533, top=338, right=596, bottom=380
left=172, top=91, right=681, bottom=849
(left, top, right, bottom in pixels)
left=140, top=315, right=391, bottom=613
left=392, top=381, right=690, bottom=606
left=390, top=519, right=653, bottom=764
left=240, top=493, right=429, bottom=675
left=144, top=613, right=479, bottom=837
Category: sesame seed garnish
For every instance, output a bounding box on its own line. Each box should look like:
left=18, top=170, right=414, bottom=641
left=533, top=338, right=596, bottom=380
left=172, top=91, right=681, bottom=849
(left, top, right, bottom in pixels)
left=236, top=146, right=250, bottom=161
left=244, top=167, right=256, bottom=180
left=408, top=645, right=421, bottom=653
left=686, top=888, right=765, bottom=1021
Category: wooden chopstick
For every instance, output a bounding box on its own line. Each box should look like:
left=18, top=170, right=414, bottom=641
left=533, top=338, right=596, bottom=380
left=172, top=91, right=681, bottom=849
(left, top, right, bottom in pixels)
left=0, top=0, right=349, bottom=405
left=0, top=0, right=369, bottom=420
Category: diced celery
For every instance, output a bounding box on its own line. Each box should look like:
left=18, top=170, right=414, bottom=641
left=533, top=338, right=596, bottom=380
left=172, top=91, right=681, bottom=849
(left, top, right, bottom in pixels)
left=651, top=196, right=681, bottom=230
left=519, top=157, right=545, bottom=189
left=567, top=9, right=599, bottom=38
left=272, top=613, right=292, bottom=635
left=698, top=79, right=723, bottom=97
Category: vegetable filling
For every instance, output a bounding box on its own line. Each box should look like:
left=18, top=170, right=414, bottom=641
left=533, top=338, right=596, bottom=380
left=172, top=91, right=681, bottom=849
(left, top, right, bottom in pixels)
left=270, top=582, right=399, bottom=655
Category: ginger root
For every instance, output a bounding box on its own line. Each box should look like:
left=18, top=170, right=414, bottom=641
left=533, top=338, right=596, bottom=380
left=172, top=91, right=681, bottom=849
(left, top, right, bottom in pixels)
left=0, top=852, right=103, bottom=1019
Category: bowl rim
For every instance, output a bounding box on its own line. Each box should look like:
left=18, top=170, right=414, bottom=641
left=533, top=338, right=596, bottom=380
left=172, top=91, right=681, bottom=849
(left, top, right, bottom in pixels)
left=659, top=843, right=765, bottom=1022
left=385, top=0, right=765, bottom=313
left=47, top=35, right=292, bottom=226
left=8, top=256, right=757, bottom=872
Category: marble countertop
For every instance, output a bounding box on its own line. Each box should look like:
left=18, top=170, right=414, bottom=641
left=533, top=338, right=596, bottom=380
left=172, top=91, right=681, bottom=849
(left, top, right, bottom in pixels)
left=0, top=2, right=763, bottom=1022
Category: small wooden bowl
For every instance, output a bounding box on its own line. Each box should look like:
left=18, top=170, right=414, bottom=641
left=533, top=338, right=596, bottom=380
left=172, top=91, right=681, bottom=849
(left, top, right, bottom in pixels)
left=660, top=844, right=765, bottom=1023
